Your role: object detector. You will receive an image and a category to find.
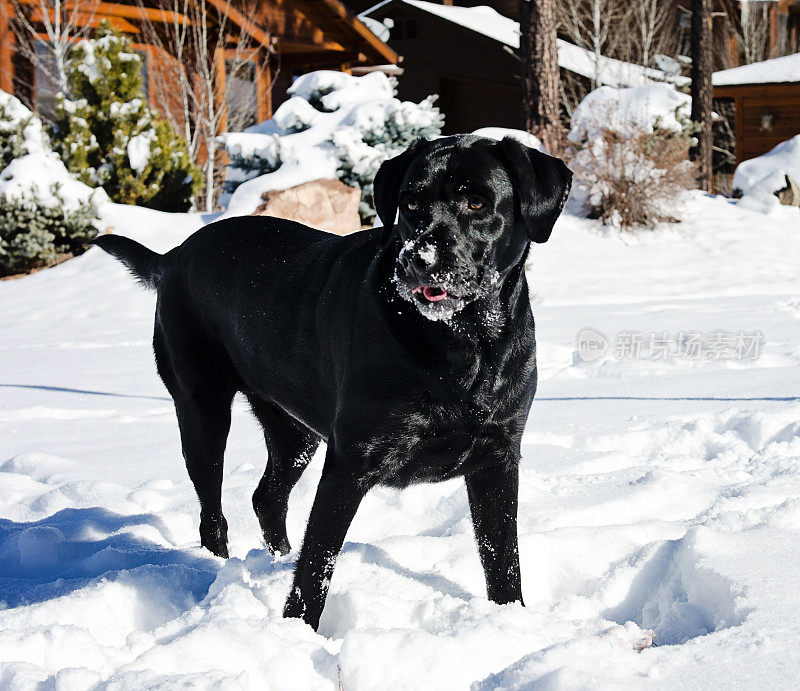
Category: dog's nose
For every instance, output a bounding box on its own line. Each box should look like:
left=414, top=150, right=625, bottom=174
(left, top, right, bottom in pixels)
left=400, top=252, right=434, bottom=277
left=400, top=243, right=438, bottom=276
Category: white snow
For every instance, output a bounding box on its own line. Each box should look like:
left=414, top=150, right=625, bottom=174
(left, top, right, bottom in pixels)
left=713, top=51, right=800, bottom=86
left=0, top=91, right=49, bottom=158
left=733, top=134, right=800, bottom=204
left=126, top=129, right=156, bottom=175
left=569, top=83, right=691, bottom=143
left=1, top=189, right=800, bottom=687
left=364, top=1, right=690, bottom=88
left=220, top=70, right=441, bottom=217
left=0, top=151, right=108, bottom=211
left=566, top=83, right=695, bottom=224
left=473, top=127, right=543, bottom=151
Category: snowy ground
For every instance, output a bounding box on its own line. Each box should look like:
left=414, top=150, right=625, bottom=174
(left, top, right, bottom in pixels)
left=1, top=193, right=799, bottom=689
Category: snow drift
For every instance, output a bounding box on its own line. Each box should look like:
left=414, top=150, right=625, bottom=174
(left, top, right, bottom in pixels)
left=733, top=134, right=800, bottom=204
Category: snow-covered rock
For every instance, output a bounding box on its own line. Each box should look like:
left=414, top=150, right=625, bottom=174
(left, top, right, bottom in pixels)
left=253, top=179, right=362, bottom=235
left=733, top=135, right=800, bottom=205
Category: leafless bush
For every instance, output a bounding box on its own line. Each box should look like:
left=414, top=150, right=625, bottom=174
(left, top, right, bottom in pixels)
left=570, top=123, right=697, bottom=229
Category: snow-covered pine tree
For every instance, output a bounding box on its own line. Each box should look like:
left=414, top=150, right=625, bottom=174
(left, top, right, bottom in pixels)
left=333, top=92, right=444, bottom=222
left=0, top=91, right=49, bottom=172
left=51, top=21, right=200, bottom=211
left=0, top=90, right=100, bottom=276
left=220, top=71, right=444, bottom=222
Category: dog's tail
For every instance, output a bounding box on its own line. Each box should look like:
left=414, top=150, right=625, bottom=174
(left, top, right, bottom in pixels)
left=92, top=235, right=163, bottom=290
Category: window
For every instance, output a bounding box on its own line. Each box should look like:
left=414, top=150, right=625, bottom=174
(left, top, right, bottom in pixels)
left=32, top=42, right=151, bottom=121
left=225, top=59, right=258, bottom=130
left=33, top=41, right=59, bottom=122
left=137, top=50, right=150, bottom=102
left=677, top=12, right=692, bottom=58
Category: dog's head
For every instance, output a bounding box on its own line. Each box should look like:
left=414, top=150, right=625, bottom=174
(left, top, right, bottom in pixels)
left=374, top=135, right=572, bottom=321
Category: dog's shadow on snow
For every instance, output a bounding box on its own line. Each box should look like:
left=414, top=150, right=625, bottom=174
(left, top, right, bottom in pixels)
left=0, top=508, right=219, bottom=609
left=342, top=542, right=475, bottom=602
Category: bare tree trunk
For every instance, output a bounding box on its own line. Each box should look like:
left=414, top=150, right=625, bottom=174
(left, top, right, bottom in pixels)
left=691, top=0, right=713, bottom=192
left=519, top=0, right=561, bottom=153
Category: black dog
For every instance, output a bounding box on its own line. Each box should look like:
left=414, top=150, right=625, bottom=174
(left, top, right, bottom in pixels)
left=94, top=135, right=572, bottom=630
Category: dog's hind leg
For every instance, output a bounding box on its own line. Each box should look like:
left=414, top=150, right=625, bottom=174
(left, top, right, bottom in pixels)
left=248, top=397, right=320, bottom=555
left=154, top=324, right=236, bottom=558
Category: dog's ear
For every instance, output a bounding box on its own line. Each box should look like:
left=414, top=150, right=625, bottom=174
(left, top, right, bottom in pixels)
left=498, top=136, right=572, bottom=244
left=373, top=139, right=424, bottom=243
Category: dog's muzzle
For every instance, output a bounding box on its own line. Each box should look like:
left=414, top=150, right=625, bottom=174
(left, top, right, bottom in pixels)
left=393, top=240, right=478, bottom=322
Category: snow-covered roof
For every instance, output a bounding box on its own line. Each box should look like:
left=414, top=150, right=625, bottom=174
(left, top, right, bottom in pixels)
left=713, top=51, right=800, bottom=86
left=363, top=0, right=689, bottom=88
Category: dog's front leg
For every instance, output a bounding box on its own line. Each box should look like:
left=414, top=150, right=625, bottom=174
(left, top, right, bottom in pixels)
left=283, top=449, right=366, bottom=630
left=465, top=461, right=524, bottom=606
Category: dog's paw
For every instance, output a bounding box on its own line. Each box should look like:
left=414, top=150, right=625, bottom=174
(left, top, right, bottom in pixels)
left=263, top=530, right=291, bottom=556
left=200, top=513, right=229, bottom=558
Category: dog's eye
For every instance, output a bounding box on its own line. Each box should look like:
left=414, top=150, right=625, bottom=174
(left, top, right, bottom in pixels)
left=468, top=196, right=484, bottom=211
left=405, top=199, right=418, bottom=211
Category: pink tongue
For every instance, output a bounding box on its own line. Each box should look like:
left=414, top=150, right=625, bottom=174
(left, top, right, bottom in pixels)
left=422, top=286, right=448, bottom=302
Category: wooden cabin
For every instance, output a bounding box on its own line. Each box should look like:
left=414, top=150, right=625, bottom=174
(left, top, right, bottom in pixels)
left=713, top=53, right=800, bottom=165
left=361, top=0, right=687, bottom=134
left=0, top=0, right=397, bottom=125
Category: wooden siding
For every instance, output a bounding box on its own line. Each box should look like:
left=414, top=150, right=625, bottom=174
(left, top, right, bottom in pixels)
left=715, top=83, right=800, bottom=163
left=368, top=4, right=522, bottom=135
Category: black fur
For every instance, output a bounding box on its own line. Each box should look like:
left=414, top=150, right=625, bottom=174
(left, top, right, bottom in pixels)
left=94, top=135, right=572, bottom=630
left=92, top=234, right=162, bottom=289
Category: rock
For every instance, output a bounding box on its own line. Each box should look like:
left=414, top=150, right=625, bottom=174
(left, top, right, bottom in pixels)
left=776, top=175, right=800, bottom=207
left=253, top=179, right=363, bottom=235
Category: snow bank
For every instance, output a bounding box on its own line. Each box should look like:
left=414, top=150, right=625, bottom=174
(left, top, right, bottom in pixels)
left=733, top=135, right=800, bottom=203
left=0, top=151, right=108, bottom=211
left=220, top=70, right=442, bottom=219
left=2, top=192, right=800, bottom=686
left=569, top=82, right=691, bottom=144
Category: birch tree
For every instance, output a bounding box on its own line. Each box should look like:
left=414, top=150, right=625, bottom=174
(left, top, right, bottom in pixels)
left=736, top=0, right=771, bottom=64
left=8, top=0, right=95, bottom=112
left=630, top=0, right=675, bottom=69
left=557, top=0, right=626, bottom=89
